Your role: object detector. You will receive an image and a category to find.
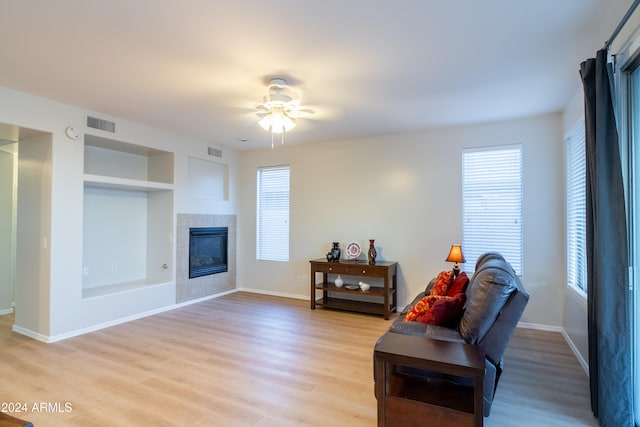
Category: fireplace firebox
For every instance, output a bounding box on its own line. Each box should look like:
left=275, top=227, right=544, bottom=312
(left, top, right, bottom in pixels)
left=189, top=227, right=228, bottom=278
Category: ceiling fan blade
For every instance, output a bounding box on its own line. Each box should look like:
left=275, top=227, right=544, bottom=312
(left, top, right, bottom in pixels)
left=299, top=104, right=343, bottom=120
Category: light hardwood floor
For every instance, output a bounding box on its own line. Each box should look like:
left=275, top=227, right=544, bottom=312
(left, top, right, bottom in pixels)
left=0, top=292, right=597, bottom=426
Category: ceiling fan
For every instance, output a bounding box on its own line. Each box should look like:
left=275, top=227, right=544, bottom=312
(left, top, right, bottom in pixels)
left=255, top=77, right=315, bottom=148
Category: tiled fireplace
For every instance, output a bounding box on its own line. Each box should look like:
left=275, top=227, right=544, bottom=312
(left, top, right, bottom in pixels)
left=177, top=214, right=236, bottom=303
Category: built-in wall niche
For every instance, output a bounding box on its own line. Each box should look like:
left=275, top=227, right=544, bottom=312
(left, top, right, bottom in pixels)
left=187, top=156, right=229, bottom=201
left=84, top=134, right=173, bottom=187
left=82, top=134, right=174, bottom=298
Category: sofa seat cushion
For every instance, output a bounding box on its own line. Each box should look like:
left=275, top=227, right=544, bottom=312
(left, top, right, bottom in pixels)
left=390, top=292, right=465, bottom=342
left=389, top=318, right=466, bottom=342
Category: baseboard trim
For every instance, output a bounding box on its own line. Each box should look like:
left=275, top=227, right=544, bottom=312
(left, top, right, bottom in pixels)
left=237, top=287, right=308, bottom=301
left=517, top=322, right=563, bottom=332
left=13, top=289, right=239, bottom=343
left=12, top=325, right=50, bottom=342
left=561, top=329, right=589, bottom=376
left=0, top=307, right=13, bottom=315
left=517, top=322, right=589, bottom=376
left=173, top=288, right=238, bottom=308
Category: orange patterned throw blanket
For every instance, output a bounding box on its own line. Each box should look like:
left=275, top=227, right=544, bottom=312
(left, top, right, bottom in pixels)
left=404, top=271, right=469, bottom=326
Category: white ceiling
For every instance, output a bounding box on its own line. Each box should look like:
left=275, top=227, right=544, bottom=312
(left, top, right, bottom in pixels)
left=0, top=1, right=632, bottom=150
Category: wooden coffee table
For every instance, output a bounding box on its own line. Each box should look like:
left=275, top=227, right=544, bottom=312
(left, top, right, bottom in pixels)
left=374, top=332, right=485, bottom=427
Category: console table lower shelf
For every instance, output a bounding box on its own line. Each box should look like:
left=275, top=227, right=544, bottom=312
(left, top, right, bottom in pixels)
left=309, top=259, right=397, bottom=319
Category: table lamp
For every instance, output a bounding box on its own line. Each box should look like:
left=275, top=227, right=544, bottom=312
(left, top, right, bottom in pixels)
left=446, top=244, right=466, bottom=277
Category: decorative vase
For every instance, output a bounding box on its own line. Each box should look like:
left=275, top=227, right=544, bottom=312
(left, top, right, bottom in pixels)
left=335, top=275, right=344, bottom=288
left=368, top=239, right=377, bottom=264
left=327, top=241, right=341, bottom=262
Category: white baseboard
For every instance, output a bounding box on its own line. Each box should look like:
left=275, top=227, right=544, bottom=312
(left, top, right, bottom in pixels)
left=173, top=288, right=238, bottom=309
left=561, top=329, right=589, bottom=376
left=12, top=289, right=239, bottom=343
left=0, top=308, right=13, bottom=315
left=12, top=324, right=50, bottom=342
left=237, top=287, right=308, bottom=301
left=517, top=322, right=589, bottom=376
left=517, top=322, right=564, bottom=332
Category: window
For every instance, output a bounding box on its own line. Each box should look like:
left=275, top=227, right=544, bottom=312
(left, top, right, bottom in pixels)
left=565, top=121, right=587, bottom=294
left=256, top=165, right=290, bottom=262
left=462, top=145, right=523, bottom=275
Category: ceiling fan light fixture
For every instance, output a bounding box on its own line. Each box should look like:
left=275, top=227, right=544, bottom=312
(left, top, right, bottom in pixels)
left=282, top=114, right=296, bottom=132
left=258, top=110, right=296, bottom=134
left=255, top=77, right=305, bottom=148
left=269, top=111, right=286, bottom=134
left=258, top=115, right=272, bottom=132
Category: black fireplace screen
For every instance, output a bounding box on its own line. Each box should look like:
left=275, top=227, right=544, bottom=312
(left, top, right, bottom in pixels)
left=189, top=227, right=228, bottom=278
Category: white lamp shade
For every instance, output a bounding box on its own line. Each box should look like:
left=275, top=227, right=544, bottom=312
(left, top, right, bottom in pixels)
left=258, top=115, right=273, bottom=131
left=258, top=110, right=296, bottom=134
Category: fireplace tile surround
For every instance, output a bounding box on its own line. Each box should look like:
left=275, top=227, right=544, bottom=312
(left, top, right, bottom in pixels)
left=177, top=214, right=236, bottom=303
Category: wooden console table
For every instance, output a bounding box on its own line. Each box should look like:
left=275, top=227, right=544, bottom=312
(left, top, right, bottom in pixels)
left=309, top=259, right=397, bottom=319
left=374, top=332, right=485, bottom=427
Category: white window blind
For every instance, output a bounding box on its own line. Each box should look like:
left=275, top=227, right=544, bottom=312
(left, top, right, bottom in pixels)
left=462, top=145, right=523, bottom=275
left=256, top=165, right=290, bottom=262
left=566, top=121, right=587, bottom=293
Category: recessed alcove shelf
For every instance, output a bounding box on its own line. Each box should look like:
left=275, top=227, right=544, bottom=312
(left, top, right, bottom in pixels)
left=82, top=279, right=174, bottom=299
left=82, top=134, right=174, bottom=298
left=84, top=134, right=174, bottom=184
left=83, top=174, right=173, bottom=192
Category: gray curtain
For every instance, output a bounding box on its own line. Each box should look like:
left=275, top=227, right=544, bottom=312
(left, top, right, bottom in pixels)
left=580, top=49, right=632, bottom=426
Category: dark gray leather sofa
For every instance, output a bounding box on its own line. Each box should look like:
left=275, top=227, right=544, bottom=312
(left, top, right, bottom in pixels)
left=378, top=251, right=529, bottom=416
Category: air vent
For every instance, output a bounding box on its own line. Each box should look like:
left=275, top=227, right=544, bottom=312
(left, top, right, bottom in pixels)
left=208, top=147, right=222, bottom=158
left=86, top=116, right=116, bottom=133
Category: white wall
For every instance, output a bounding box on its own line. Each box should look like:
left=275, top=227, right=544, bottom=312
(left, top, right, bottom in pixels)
left=238, top=113, right=565, bottom=327
left=0, top=147, right=16, bottom=313
left=82, top=187, right=149, bottom=289
left=15, top=134, right=52, bottom=335
left=0, top=86, right=239, bottom=340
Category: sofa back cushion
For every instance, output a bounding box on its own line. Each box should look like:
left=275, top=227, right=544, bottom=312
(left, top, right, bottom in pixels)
left=474, top=251, right=506, bottom=270
left=459, top=258, right=517, bottom=344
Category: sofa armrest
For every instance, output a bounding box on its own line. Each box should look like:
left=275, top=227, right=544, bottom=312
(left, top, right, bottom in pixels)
left=374, top=332, right=486, bottom=423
